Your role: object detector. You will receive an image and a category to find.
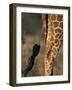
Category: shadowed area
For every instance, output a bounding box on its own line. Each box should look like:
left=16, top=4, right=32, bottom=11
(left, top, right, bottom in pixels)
left=21, top=13, right=45, bottom=77
left=24, top=44, right=40, bottom=77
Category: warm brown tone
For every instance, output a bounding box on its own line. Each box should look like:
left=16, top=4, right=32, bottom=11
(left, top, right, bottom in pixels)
left=44, top=14, right=63, bottom=75
left=9, top=3, right=70, bottom=86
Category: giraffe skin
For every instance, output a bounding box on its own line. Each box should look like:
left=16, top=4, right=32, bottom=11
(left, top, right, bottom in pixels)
left=43, top=14, right=63, bottom=75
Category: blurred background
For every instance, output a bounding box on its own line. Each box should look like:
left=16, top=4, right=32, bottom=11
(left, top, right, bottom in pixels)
left=21, top=13, right=45, bottom=76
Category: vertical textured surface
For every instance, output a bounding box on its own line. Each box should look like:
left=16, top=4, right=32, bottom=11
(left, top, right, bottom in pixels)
left=44, top=14, right=63, bottom=75
left=22, top=13, right=45, bottom=76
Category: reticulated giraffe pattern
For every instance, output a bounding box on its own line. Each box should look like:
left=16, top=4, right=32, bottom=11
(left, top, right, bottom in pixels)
left=42, top=14, right=63, bottom=75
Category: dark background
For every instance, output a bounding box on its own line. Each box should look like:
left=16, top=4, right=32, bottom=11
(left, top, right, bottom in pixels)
left=21, top=13, right=45, bottom=77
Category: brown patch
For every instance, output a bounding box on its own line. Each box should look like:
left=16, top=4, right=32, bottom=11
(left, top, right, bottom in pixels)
left=54, top=29, right=58, bottom=33
left=50, top=61, right=54, bottom=66
left=51, top=15, right=56, bottom=20
left=53, top=21, right=59, bottom=28
left=42, top=27, right=46, bottom=32
left=57, top=15, right=63, bottom=21
left=59, top=32, right=63, bottom=39
left=55, top=33, right=59, bottom=38
left=54, top=39, right=59, bottom=47
left=47, top=51, right=51, bottom=59
left=60, top=22, right=63, bottom=29
left=54, top=39, right=58, bottom=43
left=55, top=28, right=62, bottom=33
left=47, top=70, right=50, bottom=73
left=42, top=14, right=46, bottom=32
left=51, top=42, right=54, bottom=46
left=55, top=42, right=59, bottom=47
left=47, top=67, right=52, bottom=73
